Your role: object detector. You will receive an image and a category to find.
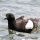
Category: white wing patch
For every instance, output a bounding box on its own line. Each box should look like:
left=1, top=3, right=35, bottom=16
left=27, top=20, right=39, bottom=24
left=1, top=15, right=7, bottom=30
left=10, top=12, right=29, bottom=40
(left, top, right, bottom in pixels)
left=25, top=20, right=33, bottom=29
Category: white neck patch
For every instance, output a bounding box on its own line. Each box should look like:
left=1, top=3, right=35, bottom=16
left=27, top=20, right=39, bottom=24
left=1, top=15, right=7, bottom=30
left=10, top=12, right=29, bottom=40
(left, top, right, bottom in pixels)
left=25, top=20, right=33, bottom=29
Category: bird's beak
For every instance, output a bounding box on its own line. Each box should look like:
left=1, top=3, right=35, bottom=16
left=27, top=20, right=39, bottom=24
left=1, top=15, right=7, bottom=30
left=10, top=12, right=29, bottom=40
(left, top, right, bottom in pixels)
left=4, top=18, right=7, bottom=20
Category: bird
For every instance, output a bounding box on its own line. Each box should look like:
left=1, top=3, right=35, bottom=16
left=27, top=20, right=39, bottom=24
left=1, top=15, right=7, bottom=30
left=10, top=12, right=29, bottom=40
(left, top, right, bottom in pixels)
left=4, top=13, right=39, bottom=33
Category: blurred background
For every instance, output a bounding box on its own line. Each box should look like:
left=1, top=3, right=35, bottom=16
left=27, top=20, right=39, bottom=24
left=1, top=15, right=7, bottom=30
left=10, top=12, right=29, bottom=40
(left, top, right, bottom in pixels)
left=0, top=0, right=40, bottom=40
